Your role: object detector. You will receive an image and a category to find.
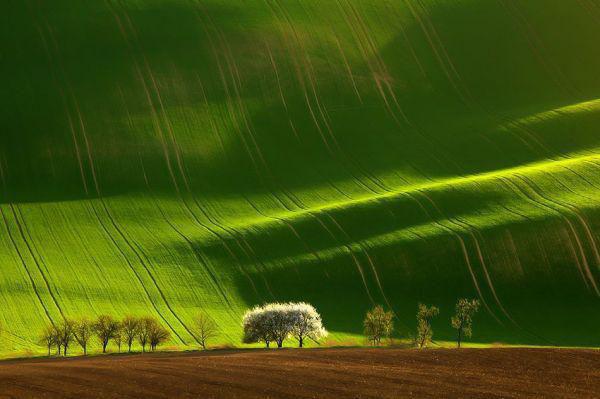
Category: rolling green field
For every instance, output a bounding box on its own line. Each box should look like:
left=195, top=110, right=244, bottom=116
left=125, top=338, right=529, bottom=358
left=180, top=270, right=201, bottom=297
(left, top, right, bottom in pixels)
left=1, top=0, right=599, bottom=354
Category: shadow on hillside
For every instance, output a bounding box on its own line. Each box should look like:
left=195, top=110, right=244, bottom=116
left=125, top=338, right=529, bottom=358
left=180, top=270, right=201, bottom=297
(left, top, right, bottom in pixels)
left=4, top=0, right=600, bottom=205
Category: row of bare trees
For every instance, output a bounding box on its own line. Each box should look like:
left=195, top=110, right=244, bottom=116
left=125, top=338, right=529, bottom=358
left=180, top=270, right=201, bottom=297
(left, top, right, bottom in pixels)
left=364, top=298, right=481, bottom=348
left=40, top=315, right=170, bottom=356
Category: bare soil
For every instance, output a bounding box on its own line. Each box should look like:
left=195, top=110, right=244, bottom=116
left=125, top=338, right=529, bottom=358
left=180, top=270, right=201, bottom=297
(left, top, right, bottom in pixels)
left=0, top=348, right=597, bottom=398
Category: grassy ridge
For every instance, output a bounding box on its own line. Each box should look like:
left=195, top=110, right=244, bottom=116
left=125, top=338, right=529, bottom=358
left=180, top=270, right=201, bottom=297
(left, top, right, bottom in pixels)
left=0, top=0, right=599, bottom=353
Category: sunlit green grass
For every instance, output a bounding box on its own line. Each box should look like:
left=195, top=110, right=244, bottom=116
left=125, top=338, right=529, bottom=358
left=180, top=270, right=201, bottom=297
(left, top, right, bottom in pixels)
left=0, top=0, right=599, bottom=355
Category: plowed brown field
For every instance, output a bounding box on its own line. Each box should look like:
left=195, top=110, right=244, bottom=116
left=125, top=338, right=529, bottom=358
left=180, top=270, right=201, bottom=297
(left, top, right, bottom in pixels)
left=0, top=348, right=598, bottom=398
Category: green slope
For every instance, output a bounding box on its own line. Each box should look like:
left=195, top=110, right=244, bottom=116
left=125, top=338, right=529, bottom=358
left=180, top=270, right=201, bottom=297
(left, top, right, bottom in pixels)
left=1, top=0, right=599, bottom=354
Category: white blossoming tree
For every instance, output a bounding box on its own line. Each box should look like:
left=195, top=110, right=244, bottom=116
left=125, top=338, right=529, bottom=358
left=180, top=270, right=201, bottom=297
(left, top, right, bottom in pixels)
left=242, top=302, right=328, bottom=348
left=242, top=305, right=275, bottom=348
left=289, top=302, right=328, bottom=348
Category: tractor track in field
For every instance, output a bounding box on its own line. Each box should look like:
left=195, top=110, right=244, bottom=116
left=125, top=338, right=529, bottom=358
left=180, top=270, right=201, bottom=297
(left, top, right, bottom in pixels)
left=0, top=348, right=597, bottom=399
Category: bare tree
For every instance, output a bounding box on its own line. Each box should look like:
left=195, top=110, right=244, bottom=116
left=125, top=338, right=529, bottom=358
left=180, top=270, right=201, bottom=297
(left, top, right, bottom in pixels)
left=416, top=304, right=439, bottom=349
left=40, top=325, right=58, bottom=356
left=451, top=298, right=480, bottom=348
left=137, top=316, right=154, bottom=353
left=73, top=318, right=93, bottom=355
left=195, top=313, right=218, bottom=350
left=57, top=319, right=75, bottom=356
left=113, top=325, right=123, bottom=353
left=93, top=315, right=120, bottom=353
left=148, top=321, right=170, bottom=351
left=121, top=315, right=139, bottom=352
left=364, top=305, right=394, bottom=346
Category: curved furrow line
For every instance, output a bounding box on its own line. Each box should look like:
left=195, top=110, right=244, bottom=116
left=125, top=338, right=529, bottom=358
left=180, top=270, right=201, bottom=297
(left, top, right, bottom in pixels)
left=385, top=1, right=428, bottom=79
left=436, top=3, right=554, bottom=158
left=395, top=190, right=501, bottom=323
left=6, top=203, right=65, bottom=321
left=81, top=198, right=185, bottom=344
left=498, top=176, right=592, bottom=290
left=38, top=203, right=114, bottom=309
left=376, top=15, right=471, bottom=176
left=25, top=3, right=90, bottom=196
left=407, top=0, right=553, bottom=160
left=68, top=82, right=193, bottom=344
left=322, top=211, right=411, bottom=329
left=310, top=212, right=376, bottom=305
left=104, top=0, right=182, bottom=193
left=451, top=215, right=516, bottom=319
left=267, top=0, right=389, bottom=195
left=126, top=17, right=278, bottom=304
left=334, top=0, right=407, bottom=127
left=264, top=40, right=291, bottom=112
left=330, top=31, right=363, bottom=103
left=121, top=88, right=257, bottom=300
left=137, top=156, right=262, bottom=303
left=403, top=0, right=468, bottom=105
left=496, top=0, right=579, bottom=98
left=539, top=170, right=600, bottom=266
left=194, top=6, right=264, bottom=180
left=213, top=27, right=274, bottom=180
left=453, top=216, right=523, bottom=328
left=0, top=204, right=55, bottom=325
left=510, top=174, right=599, bottom=295
left=519, top=172, right=600, bottom=267
left=112, top=1, right=273, bottom=303
left=405, top=0, right=524, bottom=163
left=42, top=22, right=193, bottom=344
left=151, top=194, right=237, bottom=316
left=11, top=205, right=67, bottom=313
left=241, top=194, right=325, bottom=270
left=414, top=190, right=505, bottom=325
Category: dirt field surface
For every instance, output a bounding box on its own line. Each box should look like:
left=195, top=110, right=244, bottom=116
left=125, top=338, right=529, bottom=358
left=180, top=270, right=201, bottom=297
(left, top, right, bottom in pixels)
left=0, top=348, right=598, bottom=399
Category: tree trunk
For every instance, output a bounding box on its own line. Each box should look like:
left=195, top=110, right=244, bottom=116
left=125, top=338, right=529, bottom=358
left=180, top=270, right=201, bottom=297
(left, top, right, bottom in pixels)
left=299, top=336, right=303, bottom=348
left=457, top=329, right=462, bottom=348
left=265, top=341, right=270, bottom=349
left=103, top=342, right=108, bottom=353
left=128, top=341, right=132, bottom=353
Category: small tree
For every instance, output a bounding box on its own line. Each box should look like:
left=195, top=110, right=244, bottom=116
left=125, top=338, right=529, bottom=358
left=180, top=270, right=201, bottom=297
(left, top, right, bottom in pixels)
left=93, top=315, right=120, bottom=353
left=195, top=312, right=218, bottom=350
left=416, top=304, right=439, bottom=349
left=113, top=326, right=123, bottom=353
left=121, top=315, right=139, bottom=352
left=148, top=321, right=170, bottom=351
left=57, top=319, right=75, bottom=356
left=73, top=318, right=93, bottom=355
left=364, top=305, right=393, bottom=346
left=137, top=316, right=154, bottom=353
left=451, top=298, right=480, bottom=348
left=289, top=303, right=328, bottom=348
left=40, top=325, right=59, bottom=356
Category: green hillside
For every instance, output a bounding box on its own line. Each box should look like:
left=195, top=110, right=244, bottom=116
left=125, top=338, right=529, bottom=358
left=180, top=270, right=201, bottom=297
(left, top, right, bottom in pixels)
left=1, top=0, right=599, bottom=353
